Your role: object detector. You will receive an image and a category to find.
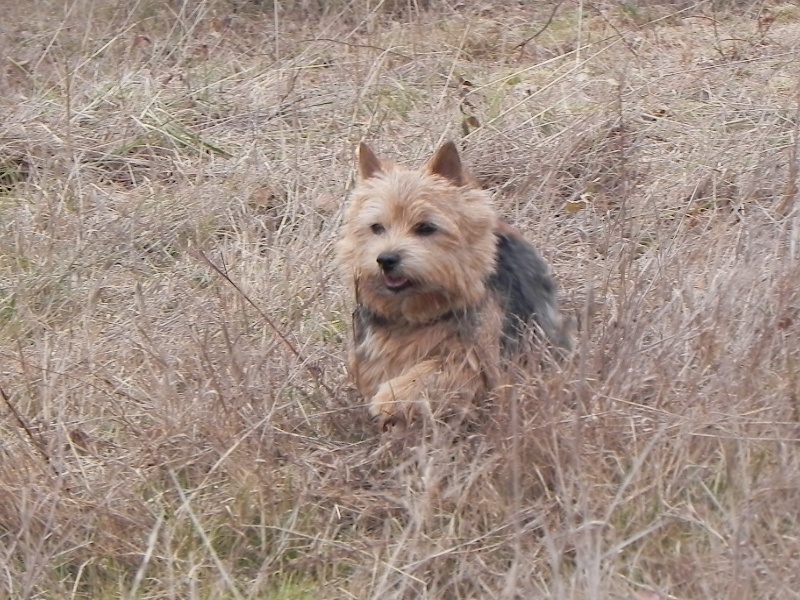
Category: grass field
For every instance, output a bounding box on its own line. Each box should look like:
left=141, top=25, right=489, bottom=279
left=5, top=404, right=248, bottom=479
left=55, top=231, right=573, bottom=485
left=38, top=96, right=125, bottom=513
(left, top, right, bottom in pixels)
left=1, top=1, right=800, bottom=598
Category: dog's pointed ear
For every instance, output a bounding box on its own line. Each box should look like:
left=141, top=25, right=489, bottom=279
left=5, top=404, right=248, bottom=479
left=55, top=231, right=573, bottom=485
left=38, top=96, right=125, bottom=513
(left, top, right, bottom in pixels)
left=427, top=141, right=464, bottom=186
left=357, top=142, right=383, bottom=180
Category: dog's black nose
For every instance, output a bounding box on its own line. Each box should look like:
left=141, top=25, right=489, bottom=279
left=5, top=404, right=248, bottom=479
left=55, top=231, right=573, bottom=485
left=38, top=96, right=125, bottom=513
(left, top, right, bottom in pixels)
left=376, top=252, right=401, bottom=272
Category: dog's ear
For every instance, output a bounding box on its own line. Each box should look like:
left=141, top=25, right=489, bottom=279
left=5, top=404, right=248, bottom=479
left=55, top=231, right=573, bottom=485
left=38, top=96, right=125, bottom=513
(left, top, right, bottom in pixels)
left=357, top=143, right=383, bottom=180
left=427, top=141, right=464, bottom=186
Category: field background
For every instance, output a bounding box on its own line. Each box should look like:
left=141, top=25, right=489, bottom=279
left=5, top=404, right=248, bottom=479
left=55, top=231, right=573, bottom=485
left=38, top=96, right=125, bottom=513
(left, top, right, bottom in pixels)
left=2, top=1, right=800, bottom=598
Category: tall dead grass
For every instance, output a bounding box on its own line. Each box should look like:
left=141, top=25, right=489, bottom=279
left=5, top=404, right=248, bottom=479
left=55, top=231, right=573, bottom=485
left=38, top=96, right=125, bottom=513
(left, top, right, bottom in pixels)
left=1, top=0, right=799, bottom=598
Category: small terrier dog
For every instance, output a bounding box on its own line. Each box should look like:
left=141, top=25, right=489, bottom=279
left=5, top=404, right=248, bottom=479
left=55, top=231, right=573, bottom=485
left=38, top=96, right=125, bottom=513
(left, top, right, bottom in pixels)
left=337, top=141, right=570, bottom=432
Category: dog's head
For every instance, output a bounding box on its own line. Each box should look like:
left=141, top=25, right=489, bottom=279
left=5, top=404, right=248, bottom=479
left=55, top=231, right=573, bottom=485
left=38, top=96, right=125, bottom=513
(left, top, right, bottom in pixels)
left=337, top=142, right=498, bottom=324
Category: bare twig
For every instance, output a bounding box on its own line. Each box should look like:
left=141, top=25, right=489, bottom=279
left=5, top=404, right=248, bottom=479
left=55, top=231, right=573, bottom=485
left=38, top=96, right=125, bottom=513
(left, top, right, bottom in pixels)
left=301, top=37, right=413, bottom=60
left=514, top=0, right=566, bottom=56
left=0, top=384, right=59, bottom=477
left=779, top=82, right=800, bottom=217
left=191, top=249, right=350, bottom=438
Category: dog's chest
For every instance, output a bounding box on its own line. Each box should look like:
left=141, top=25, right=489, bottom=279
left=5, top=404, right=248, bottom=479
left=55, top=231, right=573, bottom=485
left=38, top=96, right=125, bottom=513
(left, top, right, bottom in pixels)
left=350, top=307, right=452, bottom=397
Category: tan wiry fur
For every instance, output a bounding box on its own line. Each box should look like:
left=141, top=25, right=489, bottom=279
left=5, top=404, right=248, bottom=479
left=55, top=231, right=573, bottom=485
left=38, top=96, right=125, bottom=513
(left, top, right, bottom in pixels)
left=337, top=141, right=567, bottom=432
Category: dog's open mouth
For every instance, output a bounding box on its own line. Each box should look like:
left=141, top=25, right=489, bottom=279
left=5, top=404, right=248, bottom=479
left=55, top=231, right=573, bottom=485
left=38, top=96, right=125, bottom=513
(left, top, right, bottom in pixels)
left=384, top=275, right=411, bottom=292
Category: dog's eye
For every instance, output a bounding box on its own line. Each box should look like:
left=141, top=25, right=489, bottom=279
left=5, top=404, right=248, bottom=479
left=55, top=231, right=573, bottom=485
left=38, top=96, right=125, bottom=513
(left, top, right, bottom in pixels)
left=413, top=222, right=438, bottom=236
left=370, top=223, right=385, bottom=234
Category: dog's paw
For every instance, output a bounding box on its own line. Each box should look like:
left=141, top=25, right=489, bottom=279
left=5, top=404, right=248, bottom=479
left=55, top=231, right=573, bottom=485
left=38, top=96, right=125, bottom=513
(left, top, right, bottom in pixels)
left=369, top=382, right=411, bottom=433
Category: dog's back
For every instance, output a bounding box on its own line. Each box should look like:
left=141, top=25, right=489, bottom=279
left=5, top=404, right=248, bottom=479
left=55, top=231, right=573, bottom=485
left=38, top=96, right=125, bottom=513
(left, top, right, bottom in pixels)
left=490, top=221, right=572, bottom=354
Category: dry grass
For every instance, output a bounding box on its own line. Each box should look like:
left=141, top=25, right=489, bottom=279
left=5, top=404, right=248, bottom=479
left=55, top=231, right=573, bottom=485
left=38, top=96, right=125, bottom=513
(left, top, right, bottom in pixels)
left=1, top=0, right=799, bottom=598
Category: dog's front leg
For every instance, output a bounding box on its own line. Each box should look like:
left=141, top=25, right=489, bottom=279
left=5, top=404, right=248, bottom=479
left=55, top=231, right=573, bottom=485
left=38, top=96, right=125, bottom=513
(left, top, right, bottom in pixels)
left=368, top=351, right=484, bottom=432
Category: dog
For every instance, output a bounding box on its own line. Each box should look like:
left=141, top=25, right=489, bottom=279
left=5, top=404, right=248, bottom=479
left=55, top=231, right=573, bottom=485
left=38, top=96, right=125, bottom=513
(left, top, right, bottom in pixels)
left=337, top=141, right=570, bottom=432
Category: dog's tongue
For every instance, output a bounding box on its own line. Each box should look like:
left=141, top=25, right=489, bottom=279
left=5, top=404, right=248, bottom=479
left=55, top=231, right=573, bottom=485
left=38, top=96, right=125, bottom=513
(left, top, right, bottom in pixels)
left=385, top=275, right=409, bottom=289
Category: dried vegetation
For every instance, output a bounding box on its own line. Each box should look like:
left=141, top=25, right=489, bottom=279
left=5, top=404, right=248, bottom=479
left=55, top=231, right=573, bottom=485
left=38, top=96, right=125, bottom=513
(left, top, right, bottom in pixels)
left=1, top=1, right=800, bottom=598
